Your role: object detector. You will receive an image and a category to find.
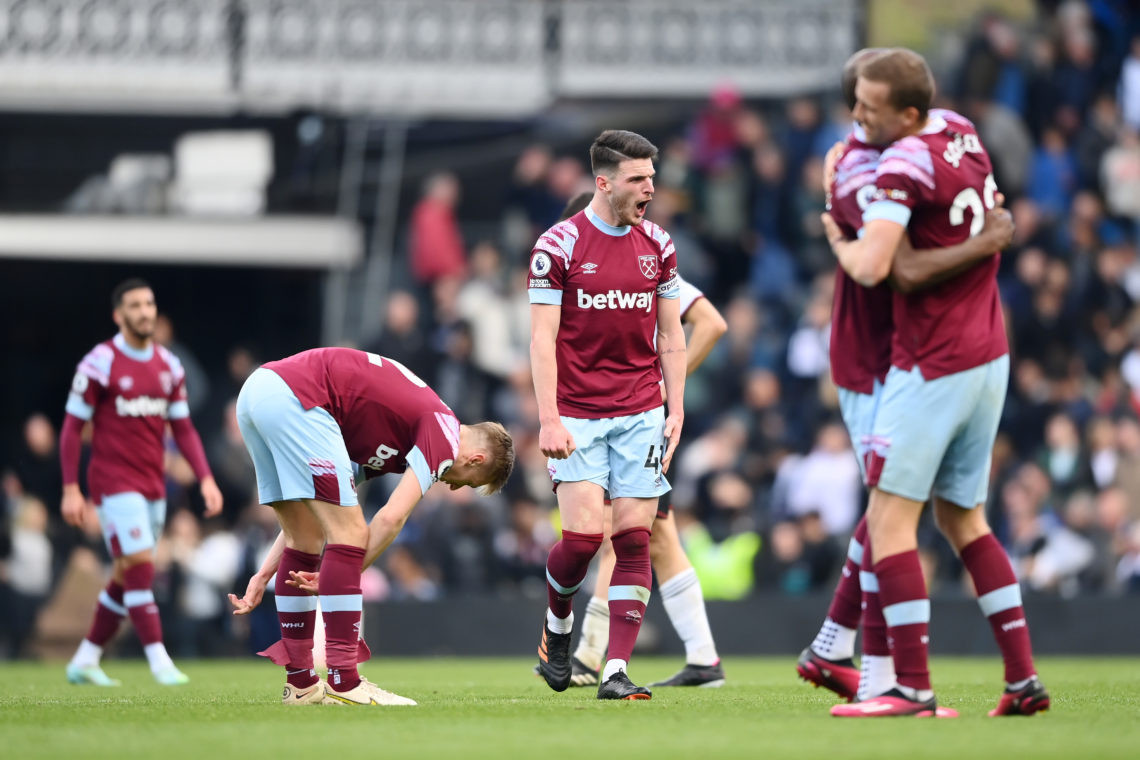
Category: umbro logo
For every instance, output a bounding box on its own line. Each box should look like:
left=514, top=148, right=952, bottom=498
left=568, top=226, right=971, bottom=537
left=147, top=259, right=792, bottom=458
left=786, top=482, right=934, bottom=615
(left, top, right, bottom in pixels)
left=582, top=262, right=598, bottom=274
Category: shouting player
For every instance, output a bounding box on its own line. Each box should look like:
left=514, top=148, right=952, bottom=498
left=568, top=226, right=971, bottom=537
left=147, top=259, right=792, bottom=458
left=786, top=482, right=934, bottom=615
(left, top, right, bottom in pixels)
left=531, top=130, right=686, bottom=700
left=62, top=278, right=223, bottom=687
left=545, top=191, right=728, bottom=689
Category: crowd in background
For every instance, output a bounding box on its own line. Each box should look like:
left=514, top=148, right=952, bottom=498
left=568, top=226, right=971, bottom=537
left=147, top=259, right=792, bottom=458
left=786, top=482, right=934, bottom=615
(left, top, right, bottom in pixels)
left=5, top=1, right=1140, bottom=659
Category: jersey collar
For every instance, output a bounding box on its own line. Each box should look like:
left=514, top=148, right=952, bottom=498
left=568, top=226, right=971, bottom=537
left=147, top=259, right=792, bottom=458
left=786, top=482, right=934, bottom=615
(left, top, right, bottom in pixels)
left=113, top=333, right=155, bottom=362
left=919, top=112, right=948, bottom=136
left=585, top=205, right=632, bottom=237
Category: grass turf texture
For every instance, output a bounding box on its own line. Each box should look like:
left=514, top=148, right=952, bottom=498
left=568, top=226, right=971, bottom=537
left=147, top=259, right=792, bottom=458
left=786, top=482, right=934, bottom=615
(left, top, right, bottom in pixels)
left=3, top=656, right=1137, bottom=760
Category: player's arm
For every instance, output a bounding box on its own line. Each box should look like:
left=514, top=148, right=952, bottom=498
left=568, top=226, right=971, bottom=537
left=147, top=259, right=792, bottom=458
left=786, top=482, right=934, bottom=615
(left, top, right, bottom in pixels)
left=890, top=204, right=1013, bottom=294
left=824, top=216, right=907, bottom=288
left=682, top=297, right=727, bottom=375
left=229, top=531, right=287, bottom=615
left=657, top=294, right=686, bottom=474
left=60, top=413, right=88, bottom=528
left=530, top=303, right=575, bottom=459
left=168, top=417, right=223, bottom=517
left=61, top=358, right=103, bottom=528
left=363, top=469, right=424, bottom=567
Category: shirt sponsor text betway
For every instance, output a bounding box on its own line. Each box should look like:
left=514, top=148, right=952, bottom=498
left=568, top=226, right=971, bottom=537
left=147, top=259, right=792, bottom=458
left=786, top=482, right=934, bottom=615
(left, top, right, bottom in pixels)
left=115, top=395, right=169, bottom=418
left=577, top=288, right=653, bottom=313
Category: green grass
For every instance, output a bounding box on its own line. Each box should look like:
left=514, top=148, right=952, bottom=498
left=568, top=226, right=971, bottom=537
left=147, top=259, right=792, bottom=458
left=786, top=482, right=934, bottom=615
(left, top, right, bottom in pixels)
left=2, top=657, right=1137, bottom=760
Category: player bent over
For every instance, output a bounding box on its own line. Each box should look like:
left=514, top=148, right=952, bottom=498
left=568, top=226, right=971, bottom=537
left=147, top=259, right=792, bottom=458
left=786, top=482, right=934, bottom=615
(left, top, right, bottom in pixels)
left=227, top=347, right=513, bottom=706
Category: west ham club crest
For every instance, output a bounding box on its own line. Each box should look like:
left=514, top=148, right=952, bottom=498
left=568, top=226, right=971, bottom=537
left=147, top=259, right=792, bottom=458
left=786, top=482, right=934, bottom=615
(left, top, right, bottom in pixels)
left=638, top=255, right=657, bottom=279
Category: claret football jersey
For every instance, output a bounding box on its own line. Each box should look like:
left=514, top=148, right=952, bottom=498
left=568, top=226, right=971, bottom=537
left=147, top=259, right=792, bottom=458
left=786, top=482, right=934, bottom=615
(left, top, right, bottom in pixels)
left=65, top=334, right=190, bottom=502
left=828, top=126, right=892, bottom=394
left=263, top=348, right=460, bottom=495
left=528, top=205, right=679, bottom=419
left=864, top=110, right=1008, bottom=379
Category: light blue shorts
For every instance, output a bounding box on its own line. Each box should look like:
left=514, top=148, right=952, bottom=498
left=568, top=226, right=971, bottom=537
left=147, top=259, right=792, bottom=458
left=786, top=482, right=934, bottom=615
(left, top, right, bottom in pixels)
left=96, top=492, right=166, bottom=558
left=868, top=355, right=1009, bottom=508
left=549, top=407, right=670, bottom=499
left=837, top=379, right=883, bottom=483
left=236, top=367, right=358, bottom=507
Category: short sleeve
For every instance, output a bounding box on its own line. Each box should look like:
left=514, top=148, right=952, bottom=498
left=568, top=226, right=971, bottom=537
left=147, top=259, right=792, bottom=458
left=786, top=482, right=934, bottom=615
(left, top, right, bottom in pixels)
left=160, top=346, right=191, bottom=419
left=528, top=220, right=577, bottom=305
left=66, top=344, right=112, bottom=420
left=406, top=411, right=462, bottom=495
left=864, top=135, right=934, bottom=228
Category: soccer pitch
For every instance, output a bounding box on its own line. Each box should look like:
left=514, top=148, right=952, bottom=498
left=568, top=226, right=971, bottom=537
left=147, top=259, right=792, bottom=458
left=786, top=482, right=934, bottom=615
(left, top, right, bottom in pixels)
left=3, top=657, right=1137, bottom=760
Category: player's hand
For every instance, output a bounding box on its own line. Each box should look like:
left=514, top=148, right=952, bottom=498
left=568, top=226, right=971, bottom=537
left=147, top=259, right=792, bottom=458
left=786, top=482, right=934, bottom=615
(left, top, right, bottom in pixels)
left=821, top=212, right=845, bottom=252
left=661, top=412, right=684, bottom=474
left=286, top=570, right=320, bottom=595
left=539, top=419, right=576, bottom=460
left=823, top=141, right=845, bottom=192
left=61, top=485, right=89, bottom=529
left=200, top=476, right=224, bottom=518
left=979, top=207, right=1014, bottom=251
left=228, top=574, right=268, bottom=615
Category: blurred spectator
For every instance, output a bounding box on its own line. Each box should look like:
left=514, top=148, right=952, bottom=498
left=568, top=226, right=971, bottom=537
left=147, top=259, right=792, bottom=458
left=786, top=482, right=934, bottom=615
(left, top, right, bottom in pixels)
left=494, top=498, right=557, bottom=594
left=456, top=241, right=523, bottom=380
left=754, top=514, right=837, bottom=595
left=785, top=422, right=861, bottom=537
left=1028, top=126, right=1079, bottom=219
left=677, top=509, right=760, bottom=600
left=206, top=399, right=257, bottom=521
left=502, top=144, right=561, bottom=253
left=384, top=545, right=441, bottom=601
left=433, top=320, right=495, bottom=424
left=11, top=413, right=60, bottom=506
left=1100, top=127, right=1140, bottom=219
left=163, top=509, right=241, bottom=657
left=410, top=171, right=467, bottom=287
left=1119, top=35, right=1140, bottom=131
left=366, top=289, right=434, bottom=380
left=154, top=314, right=211, bottom=416
left=1037, top=412, right=1092, bottom=498
left=4, top=498, right=53, bottom=658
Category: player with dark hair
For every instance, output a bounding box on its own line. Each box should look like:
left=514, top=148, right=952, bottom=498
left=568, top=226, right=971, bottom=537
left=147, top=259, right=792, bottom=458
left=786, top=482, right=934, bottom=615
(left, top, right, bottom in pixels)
left=530, top=130, right=686, bottom=700
left=226, top=347, right=514, bottom=706
left=547, top=190, right=728, bottom=688
left=823, top=48, right=1048, bottom=717
left=62, top=278, right=223, bottom=687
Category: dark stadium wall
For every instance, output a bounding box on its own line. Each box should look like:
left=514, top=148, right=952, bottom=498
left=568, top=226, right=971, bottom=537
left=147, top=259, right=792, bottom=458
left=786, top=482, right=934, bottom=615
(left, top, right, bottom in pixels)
left=362, top=594, right=1140, bottom=657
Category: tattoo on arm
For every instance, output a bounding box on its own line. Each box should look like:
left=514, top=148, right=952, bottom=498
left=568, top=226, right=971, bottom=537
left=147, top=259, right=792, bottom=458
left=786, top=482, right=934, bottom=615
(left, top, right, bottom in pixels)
left=658, top=347, right=685, bottom=355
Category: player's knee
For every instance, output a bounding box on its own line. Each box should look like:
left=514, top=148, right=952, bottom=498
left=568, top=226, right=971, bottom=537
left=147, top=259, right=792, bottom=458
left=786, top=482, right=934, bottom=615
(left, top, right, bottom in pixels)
left=120, top=548, right=155, bottom=569
left=933, top=499, right=988, bottom=549
left=611, top=527, right=651, bottom=557
left=562, top=532, right=603, bottom=564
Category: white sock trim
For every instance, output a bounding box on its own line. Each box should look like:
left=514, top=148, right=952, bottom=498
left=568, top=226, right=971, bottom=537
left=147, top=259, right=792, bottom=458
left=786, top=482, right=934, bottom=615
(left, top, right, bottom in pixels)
left=70, top=639, right=104, bottom=668
left=811, top=617, right=857, bottom=661
left=601, top=659, right=628, bottom=682
left=546, top=608, right=573, bottom=634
